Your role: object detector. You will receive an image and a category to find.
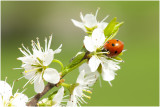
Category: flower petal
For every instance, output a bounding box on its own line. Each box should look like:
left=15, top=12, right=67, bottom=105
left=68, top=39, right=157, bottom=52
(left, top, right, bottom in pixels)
left=83, top=14, right=97, bottom=28
left=12, top=93, right=28, bottom=107
left=34, top=74, right=44, bottom=93
left=80, top=12, right=84, bottom=21
left=43, top=49, right=54, bottom=66
left=79, top=63, right=92, bottom=75
left=76, top=70, right=85, bottom=84
left=92, top=28, right=105, bottom=48
left=101, top=66, right=115, bottom=82
left=67, top=95, right=77, bottom=107
left=53, top=44, right=62, bottom=54
left=0, top=95, right=3, bottom=107
left=101, top=58, right=116, bottom=82
left=71, top=19, right=83, bottom=28
left=74, top=86, right=83, bottom=97
left=17, top=55, right=38, bottom=65
left=0, top=81, right=12, bottom=101
left=52, top=87, right=64, bottom=106
left=97, top=22, right=108, bottom=30
left=43, top=68, right=60, bottom=84
left=23, top=70, right=36, bottom=80
left=79, top=63, right=99, bottom=87
left=88, top=55, right=101, bottom=72
left=83, top=36, right=95, bottom=52
left=71, top=19, right=86, bottom=32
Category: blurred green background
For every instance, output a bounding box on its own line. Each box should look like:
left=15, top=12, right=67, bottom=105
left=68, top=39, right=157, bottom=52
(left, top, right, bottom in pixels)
left=1, top=1, right=159, bottom=106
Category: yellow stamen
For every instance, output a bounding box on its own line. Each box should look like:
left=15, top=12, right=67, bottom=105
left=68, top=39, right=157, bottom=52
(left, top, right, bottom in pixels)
left=83, top=89, right=92, bottom=94
left=83, top=94, right=91, bottom=99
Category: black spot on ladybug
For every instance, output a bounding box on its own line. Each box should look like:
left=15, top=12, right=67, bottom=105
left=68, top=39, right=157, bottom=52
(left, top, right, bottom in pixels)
left=116, top=39, right=119, bottom=42
left=107, top=49, right=109, bottom=51
left=115, top=51, right=117, bottom=54
left=107, top=42, right=109, bottom=43
left=112, top=43, right=115, bottom=46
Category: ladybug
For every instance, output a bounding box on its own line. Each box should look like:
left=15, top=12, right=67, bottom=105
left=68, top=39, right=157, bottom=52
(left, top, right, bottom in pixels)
left=104, top=39, right=124, bottom=57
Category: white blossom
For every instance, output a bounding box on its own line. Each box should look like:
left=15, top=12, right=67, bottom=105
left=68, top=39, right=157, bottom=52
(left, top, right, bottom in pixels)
left=67, top=70, right=96, bottom=107
left=17, top=35, right=61, bottom=93
left=83, top=28, right=121, bottom=85
left=0, top=80, right=28, bottom=107
left=71, top=9, right=108, bottom=32
left=52, top=87, right=64, bottom=107
left=38, top=87, right=64, bottom=107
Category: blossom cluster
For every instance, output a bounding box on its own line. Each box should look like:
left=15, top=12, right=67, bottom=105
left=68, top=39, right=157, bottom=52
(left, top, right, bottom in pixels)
left=1, top=9, right=124, bottom=107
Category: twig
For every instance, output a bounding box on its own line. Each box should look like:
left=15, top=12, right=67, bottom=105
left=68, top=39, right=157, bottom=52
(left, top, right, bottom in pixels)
left=26, top=82, right=55, bottom=106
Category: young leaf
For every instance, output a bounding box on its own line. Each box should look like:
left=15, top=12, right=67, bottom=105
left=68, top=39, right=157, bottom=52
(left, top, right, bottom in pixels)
left=104, top=17, right=124, bottom=41
left=104, top=17, right=117, bottom=37
left=67, top=52, right=85, bottom=68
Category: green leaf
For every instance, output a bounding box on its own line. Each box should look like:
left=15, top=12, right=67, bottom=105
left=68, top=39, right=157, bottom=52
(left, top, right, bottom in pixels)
left=107, top=22, right=124, bottom=40
left=104, top=17, right=124, bottom=40
left=67, top=52, right=85, bottom=68
left=104, top=17, right=117, bottom=37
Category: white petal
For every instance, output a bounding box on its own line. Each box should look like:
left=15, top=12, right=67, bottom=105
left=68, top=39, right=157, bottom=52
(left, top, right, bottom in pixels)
left=108, top=60, right=120, bottom=71
left=23, top=70, right=36, bottom=80
left=52, top=87, right=64, bottom=105
left=0, top=81, right=12, bottom=101
left=43, top=49, right=54, bottom=66
left=84, top=14, right=97, bottom=28
left=71, top=19, right=84, bottom=29
left=71, top=19, right=86, bottom=32
left=43, top=68, right=60, bottom=84
left=67, top=95, right=77, bottom=107
left=22, top=64, right=35, bottom=71
left=12, top=93, right=28, bottom=107
left=74, top=86, right=83, bottom=97
left=80, top=12, right=84, bottom=21
left=79, top=63, right=99, bottom=87
left=79, top=63, right=92, bottom=75
left=97, top=22, right=108, bottom=30
left=17, top=55, right=38, bottom=65
left=84, top=72, right=99, bottom=87
left=76, top=70, right=85, bottom=84
left=92, top=28, right=105, bottom=48
left=101, top=67, right=115, bottom=82
left=53, top=44, right=62, bottom=54
left=88, top=55, right=101, bottom=72
left=83, top=36, right=95, bottom=52
left=0, top=95, right=3, bottom=107
left=101, top=59, right=115, bottom=82
left=33, top=49, right=43, bottom=60
left=34, top=74, right=45, bottom=93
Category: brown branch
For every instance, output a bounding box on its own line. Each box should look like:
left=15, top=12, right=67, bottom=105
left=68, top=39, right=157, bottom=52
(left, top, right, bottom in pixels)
left=26, top=82, right=55, bottom=106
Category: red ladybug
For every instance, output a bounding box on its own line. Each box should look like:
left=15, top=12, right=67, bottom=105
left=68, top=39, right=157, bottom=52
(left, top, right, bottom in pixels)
left=104, top=39, right=124, bottom=57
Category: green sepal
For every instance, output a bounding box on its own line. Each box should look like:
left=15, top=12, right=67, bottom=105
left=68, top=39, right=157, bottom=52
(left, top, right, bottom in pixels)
left=97, top=64, right=102, bottom=74
left=112, top=57, right=123, bottom=61
left=85, top=26, right=97, bottom=33
left=117, top=51, right=123, bottom=56
left=69, top=83, right=79, bottom=94
left=38, top=98, right=53, bottom=106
